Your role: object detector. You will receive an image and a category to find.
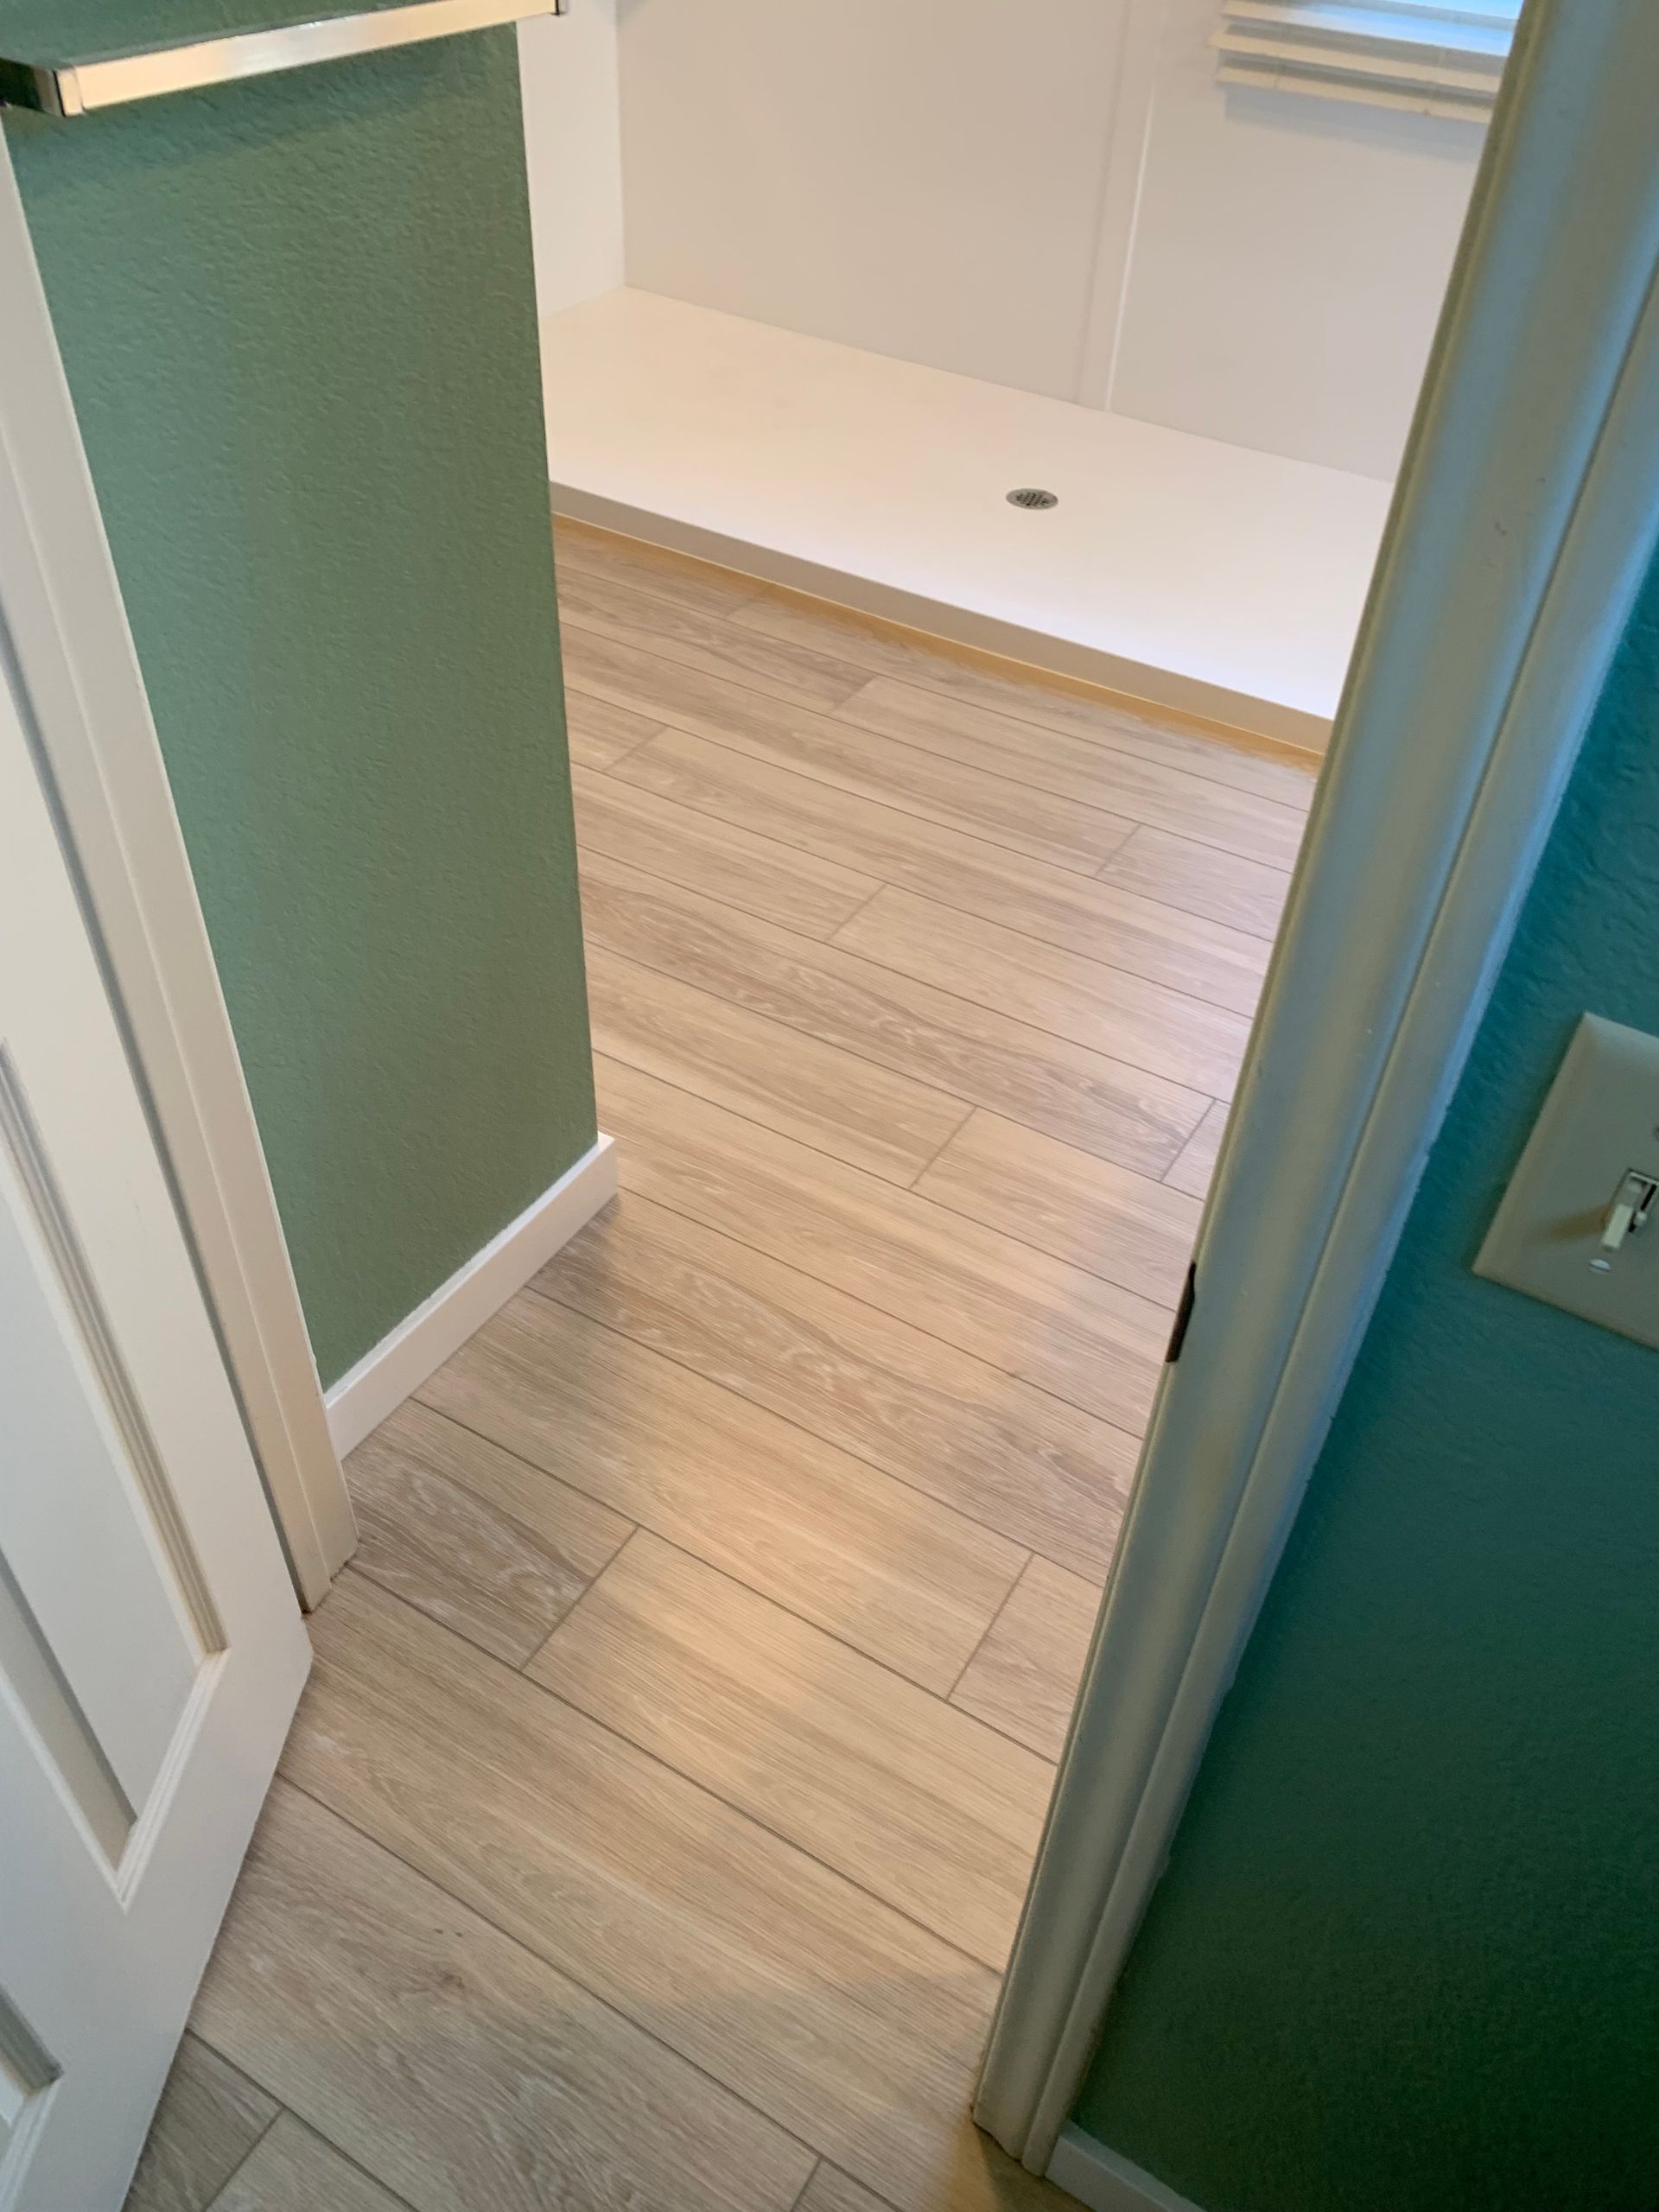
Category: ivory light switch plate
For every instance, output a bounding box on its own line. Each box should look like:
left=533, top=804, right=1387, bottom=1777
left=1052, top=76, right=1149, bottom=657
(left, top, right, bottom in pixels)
left=1476, top=1013, right=1659, bottom=1350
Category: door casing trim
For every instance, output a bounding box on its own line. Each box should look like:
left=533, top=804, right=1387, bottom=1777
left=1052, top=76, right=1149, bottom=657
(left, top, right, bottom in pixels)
left=0, top=136, right=354, bottom=1606
left=977, top=0, right=1659, bottom=2171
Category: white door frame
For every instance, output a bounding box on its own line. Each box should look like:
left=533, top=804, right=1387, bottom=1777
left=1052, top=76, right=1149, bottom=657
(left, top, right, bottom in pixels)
left=978, top=0, right=1659, bottom=2177
left=0, top=137, right=354, bottom=1607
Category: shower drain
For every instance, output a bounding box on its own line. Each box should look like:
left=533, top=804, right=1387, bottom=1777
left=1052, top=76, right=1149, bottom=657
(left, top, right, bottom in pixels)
left=1007, top=486, right=1059, bottom=510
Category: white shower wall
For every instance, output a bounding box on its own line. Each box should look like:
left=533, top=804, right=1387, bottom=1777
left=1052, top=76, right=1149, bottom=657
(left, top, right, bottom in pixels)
left=1103, top=0, right=1484, bottom=478
left=616, top=0, right=1130, bottom=407
left=531, top=0, right=1484, bottom=482
left=517, top=1, right=624, bottom=321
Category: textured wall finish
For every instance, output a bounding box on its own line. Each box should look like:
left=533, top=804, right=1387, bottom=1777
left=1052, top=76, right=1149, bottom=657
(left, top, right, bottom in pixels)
left=0, top=0, right=423, bottom=62
left=1071, top=557, right=1659, bottom=2206
left=3, top=20, right=597, bottom=1387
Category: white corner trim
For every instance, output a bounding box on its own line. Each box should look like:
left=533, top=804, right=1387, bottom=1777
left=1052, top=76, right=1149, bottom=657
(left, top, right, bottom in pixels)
left=1047, top=2126, right=1201, bottom=2212
left=977, top=0, right=1659, bottom=2171
left=1075, top=0, right=1164, bottom=414
left=325, top=1133, right=616, bottom=1457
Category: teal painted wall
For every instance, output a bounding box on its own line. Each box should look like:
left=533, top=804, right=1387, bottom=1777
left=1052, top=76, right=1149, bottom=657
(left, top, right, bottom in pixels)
left=1071, top=556, right=1659, bottom=2209
left=3, top=22, right=596, bottom=1387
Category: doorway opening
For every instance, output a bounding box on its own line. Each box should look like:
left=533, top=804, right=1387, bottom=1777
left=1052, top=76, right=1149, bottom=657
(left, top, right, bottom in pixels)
left=98, top=2, right=1632, bottom=2209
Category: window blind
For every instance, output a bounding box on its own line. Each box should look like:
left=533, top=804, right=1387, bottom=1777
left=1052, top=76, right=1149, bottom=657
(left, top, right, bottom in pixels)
left=1214, top=1, right=1522, bottom=121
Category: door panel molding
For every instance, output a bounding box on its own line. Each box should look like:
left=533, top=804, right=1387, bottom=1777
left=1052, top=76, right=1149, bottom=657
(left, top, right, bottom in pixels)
left=0, top=1547, right=133, bottom=1867
left=0, top=1993, right=57, bottom=2200
left=0, top=1049, right=222, bottom=1660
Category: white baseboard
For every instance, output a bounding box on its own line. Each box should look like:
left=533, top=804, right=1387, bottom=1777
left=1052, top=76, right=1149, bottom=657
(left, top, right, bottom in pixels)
left=324, top=1133, right=617, bottom=1457
left=1046, top=2125, right=1202, bottom=2212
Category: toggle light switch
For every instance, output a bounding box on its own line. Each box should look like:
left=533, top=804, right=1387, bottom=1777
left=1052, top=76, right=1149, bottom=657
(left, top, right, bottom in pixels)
left=1592, top=1169, right=1658, bottom=1270
left=1476, top=1014, right=1659, bottom=1348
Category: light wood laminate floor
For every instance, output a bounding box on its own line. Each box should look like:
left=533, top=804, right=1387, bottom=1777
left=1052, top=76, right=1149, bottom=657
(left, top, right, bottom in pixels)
left=129, top=524, right=1314, bottom=2212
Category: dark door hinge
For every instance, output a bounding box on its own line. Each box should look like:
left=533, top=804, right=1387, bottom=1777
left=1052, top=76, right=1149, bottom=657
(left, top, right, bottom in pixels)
left=1165, top=1263, right=1197, bottom=1363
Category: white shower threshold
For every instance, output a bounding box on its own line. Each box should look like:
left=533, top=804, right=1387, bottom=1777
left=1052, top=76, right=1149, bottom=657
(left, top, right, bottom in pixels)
left=539, top=289, right=1395, bottom=753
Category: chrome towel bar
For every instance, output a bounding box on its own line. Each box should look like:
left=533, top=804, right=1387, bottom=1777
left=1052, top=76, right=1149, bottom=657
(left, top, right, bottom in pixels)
left=0, top=0, right=563, bottom=118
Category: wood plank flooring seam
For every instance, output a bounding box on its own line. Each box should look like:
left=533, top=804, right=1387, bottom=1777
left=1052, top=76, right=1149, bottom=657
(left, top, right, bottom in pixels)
left=425, top=1276, right=1034, bottom=1680
left=575, top=769, right=885, bottom=942
left=715, top=575, right=1319, bottom=810
left=594, top=1054, right=982, bottom=1231
left=393, top=1388, right=817, bottom=1609
left=902, top=1099, right=984, bottom=1192
left=918, top=1161, right=1192, bottom=1306
left=285, top=1576, right=1027, bottom=2208
left=589, top=946, right=975, bottom=1189
left=518, top=1268, right=1133, bottom=1585
left=828, top=879, right=887, bottom=940
left=829, top=875, right=1264, bottom=1023
left=269, top=1777, right=830, bottom=2174
left=204, top=2106, right=420, bottom=2212
left=593, top=724, right=659, bottom=775
left=583, top=769, right=1274, bottom=1017
left=600, top=728, right=1277, bottom=1027
left=562, top=550, right=1314, bottom=824
left=586, top=903, right=1210, bottom=1174
left=516, top=1519, right=647, bottom=1673
left=525, top=1534, right=1052, bottom=1969
left=578, top=760, right=1270, bottom=1020
left=195, top=2102, right=281, bottom=2211
left=577, top=849, right=1227, bottom=1145
left=578, top=1178, right=1163, bottom=1443
left=343, top=1396, right=640, bottom=1672
left=215, top=1775, right=823, bottom=2208
left=607, top=722, right=1131, bottom=919
left=1163, top=1099, right=1231, bottom=1199
left=563, top=689, right=675, bottom=775
left=948, top=1556, right=1106, bottom=1763
left=828, top=680, right=1306, bottom=872
left=590, top=940, right=982, bottom=1147
left=365, top=1421, right=1033, bottom=1839
left=560, top=519, right=1318, bottom=805
left=796, top=2167, right=923, bottom=2212
left=563, top=678, right=1121, bottom=887
left=919, top=1172, right=1195, bottom=1308
left=595, top=1054, right=1185, bottom=1326
left=560, top=603, right=870, bottom=718
left=534, top=1179, right=1154, bottom=1461
left=944, top=1565, right=1025, bottom=1704
left=827, top=873, right=1265, bottom=1029
left=313, top=1571, right=1020, bottom=1988
left=569, top=575, right=1311, bottom=821
left=821, top=894, right=1245, bottom=1101
left=831, top=664, right=1327, bottom=831
left=1093, top=824, right=1293, bottom=942
left=788, top=2158, right=827, bottom=2212
left=124, top=2032, right=282, bottom=2212
left=524, top=1513, right=1060, bottom=1777
left=577, top=753, right=1273, bottom=1036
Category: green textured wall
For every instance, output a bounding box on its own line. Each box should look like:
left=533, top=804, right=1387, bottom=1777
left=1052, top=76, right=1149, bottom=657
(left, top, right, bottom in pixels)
left=1072, top=556, right=1659, bottom=2209
left=0, top=0, right=424, bottom=68
left=3, top=22, right=596, bottom=1386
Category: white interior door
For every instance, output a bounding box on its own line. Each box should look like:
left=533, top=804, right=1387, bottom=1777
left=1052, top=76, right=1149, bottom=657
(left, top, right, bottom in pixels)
left=0, top=611, right=311, bottom=2209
